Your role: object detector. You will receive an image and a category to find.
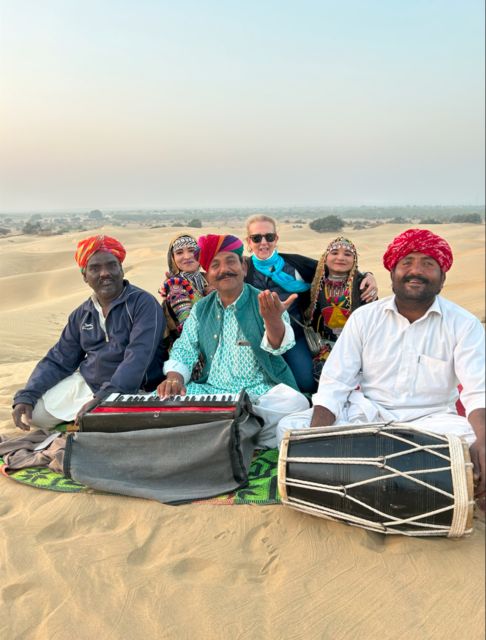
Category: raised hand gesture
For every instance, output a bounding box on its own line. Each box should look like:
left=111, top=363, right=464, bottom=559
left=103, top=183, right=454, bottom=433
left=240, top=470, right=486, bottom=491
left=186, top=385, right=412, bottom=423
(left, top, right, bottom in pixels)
left=257, top=290, right=297, bottom=322
left=257, top=290, right=297, bottom=349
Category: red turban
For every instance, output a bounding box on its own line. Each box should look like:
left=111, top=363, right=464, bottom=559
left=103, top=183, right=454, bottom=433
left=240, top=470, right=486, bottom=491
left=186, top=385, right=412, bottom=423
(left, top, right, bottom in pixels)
left=383, top=229, right=453, bottom=272
left=75, top=235, right=126, bottom=270
left=196, top=234, right=244, bottom=271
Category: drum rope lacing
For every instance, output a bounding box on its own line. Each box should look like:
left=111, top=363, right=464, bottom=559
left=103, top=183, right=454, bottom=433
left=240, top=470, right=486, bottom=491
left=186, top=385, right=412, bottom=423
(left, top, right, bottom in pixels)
left=280, top=424, right=474, bottom=537
left=448, top=434, right=473, bottom=538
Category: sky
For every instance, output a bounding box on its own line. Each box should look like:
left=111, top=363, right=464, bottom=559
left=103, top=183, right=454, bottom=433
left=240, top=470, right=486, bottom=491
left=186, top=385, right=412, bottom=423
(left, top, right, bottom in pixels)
left=0, top=0, right=484, bottom=213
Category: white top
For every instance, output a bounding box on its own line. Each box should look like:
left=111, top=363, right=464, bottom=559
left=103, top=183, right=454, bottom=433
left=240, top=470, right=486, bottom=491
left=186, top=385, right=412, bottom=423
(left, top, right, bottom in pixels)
left=313, top=295, right=485, bottom=422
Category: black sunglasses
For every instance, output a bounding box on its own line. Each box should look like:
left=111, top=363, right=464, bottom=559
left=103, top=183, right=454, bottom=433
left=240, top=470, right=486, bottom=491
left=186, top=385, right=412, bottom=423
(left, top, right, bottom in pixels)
left=249, top=233, right=277, bottom=243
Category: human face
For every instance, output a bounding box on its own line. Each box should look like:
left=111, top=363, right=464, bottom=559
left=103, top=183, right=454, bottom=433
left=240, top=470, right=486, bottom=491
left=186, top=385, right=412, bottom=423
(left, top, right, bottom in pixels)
left=83, top=251, right=124, bottom=303
left=206, top=252, right=247, bottom=302
left=326, top=246, right=355, bottom=276
left=247, top=221, right=278, bottom=260
left=391, top=252, right=445, bottom=303
left=173, top=245, right=199, bottom=273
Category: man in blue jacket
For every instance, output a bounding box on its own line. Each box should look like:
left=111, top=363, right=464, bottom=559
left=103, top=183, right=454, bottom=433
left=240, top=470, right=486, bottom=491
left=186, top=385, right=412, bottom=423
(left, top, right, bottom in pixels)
left=12, top=234, right=166, bottom=430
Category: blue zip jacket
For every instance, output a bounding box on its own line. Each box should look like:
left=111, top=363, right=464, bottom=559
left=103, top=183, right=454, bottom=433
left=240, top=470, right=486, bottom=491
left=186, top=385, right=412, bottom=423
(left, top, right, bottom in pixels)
left=13, top=281, right=167, bottom=408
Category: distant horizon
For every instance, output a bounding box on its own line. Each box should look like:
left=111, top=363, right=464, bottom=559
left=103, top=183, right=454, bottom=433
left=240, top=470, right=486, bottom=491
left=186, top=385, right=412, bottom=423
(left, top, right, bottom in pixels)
left=1, top=203, right=485, bottom=217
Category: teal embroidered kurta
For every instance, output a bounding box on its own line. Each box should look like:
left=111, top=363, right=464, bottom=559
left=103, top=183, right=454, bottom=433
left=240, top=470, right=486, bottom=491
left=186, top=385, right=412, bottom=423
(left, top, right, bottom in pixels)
left=164, top=284, right=297, bottom=399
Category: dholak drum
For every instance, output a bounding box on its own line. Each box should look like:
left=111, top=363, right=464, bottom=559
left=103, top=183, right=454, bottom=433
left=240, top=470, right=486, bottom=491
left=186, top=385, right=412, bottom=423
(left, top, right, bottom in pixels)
left=278, top=423, right=474, bottom=537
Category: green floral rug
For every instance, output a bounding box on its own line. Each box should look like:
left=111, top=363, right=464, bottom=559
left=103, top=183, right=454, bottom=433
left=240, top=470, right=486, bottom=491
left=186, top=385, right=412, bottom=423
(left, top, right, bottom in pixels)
left=1, top=448, right=281, bottom=505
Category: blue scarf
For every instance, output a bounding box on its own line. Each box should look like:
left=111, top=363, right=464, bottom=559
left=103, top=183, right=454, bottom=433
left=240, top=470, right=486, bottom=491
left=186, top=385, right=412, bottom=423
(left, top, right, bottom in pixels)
left=251, top=251, right=310, bottom=293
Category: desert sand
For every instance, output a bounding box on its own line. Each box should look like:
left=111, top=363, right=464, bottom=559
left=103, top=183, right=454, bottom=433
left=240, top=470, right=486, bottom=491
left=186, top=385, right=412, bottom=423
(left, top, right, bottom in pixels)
left=0, top=222, right=484, bottom=639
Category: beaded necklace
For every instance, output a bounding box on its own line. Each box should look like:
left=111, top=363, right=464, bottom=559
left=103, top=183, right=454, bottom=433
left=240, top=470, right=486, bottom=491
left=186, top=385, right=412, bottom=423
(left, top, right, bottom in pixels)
left=323, top=274, right=349, bottom=303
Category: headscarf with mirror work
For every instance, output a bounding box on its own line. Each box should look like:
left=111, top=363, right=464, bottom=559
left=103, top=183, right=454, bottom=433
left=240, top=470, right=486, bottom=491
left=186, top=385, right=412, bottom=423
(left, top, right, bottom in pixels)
left=306, top=236, right=358, bottom=321
left=165, top=233, right=207, bottom=295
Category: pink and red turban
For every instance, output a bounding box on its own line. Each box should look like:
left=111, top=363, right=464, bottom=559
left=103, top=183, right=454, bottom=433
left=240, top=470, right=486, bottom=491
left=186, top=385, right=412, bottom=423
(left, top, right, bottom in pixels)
left=75, top=235, right=126, bottom=270
left=383, top=229, right=453, bottom=272
left=196, top=234, right=244, bottom=271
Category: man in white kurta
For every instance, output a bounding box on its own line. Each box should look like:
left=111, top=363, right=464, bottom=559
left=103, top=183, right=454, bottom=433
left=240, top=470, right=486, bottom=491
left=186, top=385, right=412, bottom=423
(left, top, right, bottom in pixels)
left=277, top=229, right=485, bottom=506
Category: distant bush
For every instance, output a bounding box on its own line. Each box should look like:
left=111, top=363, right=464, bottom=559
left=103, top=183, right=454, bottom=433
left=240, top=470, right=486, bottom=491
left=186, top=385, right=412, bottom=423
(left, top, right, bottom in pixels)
left=390, top=217, right=410, bottom=224
left=449, top=213, right=483, bottom=224
left=419, top=218, right=442, bottom=225
left=309, top=216, right=344, bottom=233
left=172, top=222, right=184, bottom=227
left=0, top=227, right=11, bottom=235
left=187, top=218, right=202, bottom=228
left=22, top=221, right=42, bottom=234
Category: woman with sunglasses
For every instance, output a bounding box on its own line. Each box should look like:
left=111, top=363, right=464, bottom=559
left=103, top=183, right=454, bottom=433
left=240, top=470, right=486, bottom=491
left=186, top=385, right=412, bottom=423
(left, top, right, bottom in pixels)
left=244, top=215, right=377, bottom=393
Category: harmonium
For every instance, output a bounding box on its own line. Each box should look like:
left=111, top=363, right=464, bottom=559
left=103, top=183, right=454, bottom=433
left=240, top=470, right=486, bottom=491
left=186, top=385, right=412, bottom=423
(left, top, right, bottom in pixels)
left=78, top=391, right=251, bottom=433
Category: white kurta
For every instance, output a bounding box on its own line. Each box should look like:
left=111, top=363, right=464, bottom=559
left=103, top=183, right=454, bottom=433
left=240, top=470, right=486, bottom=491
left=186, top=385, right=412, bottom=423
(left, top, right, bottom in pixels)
left=277, top=295, right=484, bottom=444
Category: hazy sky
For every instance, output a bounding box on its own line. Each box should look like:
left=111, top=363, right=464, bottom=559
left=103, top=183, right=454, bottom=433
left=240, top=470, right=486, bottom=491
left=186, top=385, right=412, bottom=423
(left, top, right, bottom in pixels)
left=0, top=0, right=484, bottom=212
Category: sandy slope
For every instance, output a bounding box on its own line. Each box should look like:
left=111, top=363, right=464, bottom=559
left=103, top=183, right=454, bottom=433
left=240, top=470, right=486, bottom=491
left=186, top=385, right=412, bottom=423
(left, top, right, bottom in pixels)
left=0, top=223, right=484, bottom=639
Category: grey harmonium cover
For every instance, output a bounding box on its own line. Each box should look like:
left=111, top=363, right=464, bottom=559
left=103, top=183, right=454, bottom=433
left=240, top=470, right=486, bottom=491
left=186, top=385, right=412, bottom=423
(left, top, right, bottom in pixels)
left=64, top=391, right=262, bottom=503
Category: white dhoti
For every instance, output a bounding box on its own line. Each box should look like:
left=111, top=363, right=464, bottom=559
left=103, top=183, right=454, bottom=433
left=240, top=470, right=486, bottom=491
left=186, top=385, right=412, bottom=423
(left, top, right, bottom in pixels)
left=251, top=384, right=310, bottom=448
left=31, top=372, right=95, bottom=429
left=276, top=390, right=476, bottom=445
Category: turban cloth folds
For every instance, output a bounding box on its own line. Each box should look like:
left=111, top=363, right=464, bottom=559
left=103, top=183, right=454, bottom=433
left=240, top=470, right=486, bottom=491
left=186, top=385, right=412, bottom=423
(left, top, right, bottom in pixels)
left=196, top=234, right=244, bottom=271
left=383, top=229, right=453, bottom=272
left=75, top=235, right=126, bottom=270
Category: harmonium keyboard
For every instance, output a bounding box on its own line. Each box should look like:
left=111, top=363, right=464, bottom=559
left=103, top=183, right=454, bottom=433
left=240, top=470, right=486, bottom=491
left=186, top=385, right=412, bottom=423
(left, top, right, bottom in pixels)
left=78, top=391, right=252, bottom=433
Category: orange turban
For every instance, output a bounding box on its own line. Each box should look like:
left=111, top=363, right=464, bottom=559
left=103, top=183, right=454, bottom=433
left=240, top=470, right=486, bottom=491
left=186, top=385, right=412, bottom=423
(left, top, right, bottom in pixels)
left=75, top=235, right=126, bottom=270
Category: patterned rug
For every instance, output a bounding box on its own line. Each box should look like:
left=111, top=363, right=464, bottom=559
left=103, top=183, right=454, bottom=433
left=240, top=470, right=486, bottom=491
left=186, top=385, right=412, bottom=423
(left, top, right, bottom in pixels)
left=0, top=448, right=282, bottom=505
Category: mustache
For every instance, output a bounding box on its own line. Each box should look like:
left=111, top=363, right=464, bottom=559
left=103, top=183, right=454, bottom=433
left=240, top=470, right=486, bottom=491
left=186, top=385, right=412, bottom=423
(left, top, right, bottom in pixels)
left=403, top=275, right=429, bottom=284
left=216, top=272, right=238, bottom=280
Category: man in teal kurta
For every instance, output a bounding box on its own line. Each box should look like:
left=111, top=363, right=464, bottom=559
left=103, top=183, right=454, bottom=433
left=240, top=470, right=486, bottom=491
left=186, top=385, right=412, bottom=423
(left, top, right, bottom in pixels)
left=158, top=234, right=309, bottom=447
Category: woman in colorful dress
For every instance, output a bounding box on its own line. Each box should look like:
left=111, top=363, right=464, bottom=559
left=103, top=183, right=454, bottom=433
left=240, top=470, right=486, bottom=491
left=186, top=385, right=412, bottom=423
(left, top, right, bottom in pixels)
left=244, top=215, right=377, bottom=393
left=305, top=236, right=374, bottom=381
left=159, top=234, right=210, bottom=347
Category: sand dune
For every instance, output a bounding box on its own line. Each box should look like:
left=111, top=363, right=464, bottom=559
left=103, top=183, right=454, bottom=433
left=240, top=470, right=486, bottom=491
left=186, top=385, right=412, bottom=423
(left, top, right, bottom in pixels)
left=0, top=223, right=484, bottom=639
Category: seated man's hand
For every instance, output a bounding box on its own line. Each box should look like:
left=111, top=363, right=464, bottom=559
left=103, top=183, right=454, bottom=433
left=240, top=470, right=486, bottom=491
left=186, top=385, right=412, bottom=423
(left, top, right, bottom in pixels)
left=258, top=290, right=297, bottom=322
left=12, top=403, right=34, bottom=431
left=359, top=273, right=378, bottom=303
left=74, top=397, right=100, bottom=426
left=467, top=408, right=485, bottom=511
left=310, top=405, right=335, bottom=428
left=157, top=373, right=186, bottom=398
left=470, top=438, right=486, bottom=512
